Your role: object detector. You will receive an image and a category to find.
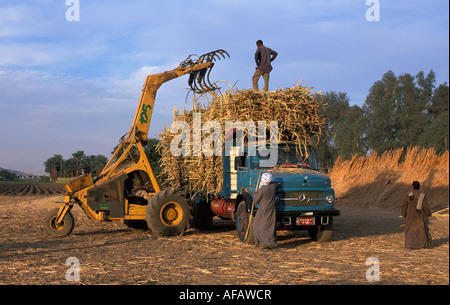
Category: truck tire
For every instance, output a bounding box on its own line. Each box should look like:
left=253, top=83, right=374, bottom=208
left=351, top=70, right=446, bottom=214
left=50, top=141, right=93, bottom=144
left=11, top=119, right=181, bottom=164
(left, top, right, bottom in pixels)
left=308, top=217, right=333, bottom=242
left=43, top=208, right=75, bottom=237
left=145, top=190, right=192, bottom=236
left=236, top=201, right=254, bottom=244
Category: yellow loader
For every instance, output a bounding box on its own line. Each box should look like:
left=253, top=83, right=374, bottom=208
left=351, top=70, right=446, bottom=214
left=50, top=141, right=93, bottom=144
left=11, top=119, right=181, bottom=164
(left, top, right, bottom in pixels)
left=43, top=50, right=229, bottom=237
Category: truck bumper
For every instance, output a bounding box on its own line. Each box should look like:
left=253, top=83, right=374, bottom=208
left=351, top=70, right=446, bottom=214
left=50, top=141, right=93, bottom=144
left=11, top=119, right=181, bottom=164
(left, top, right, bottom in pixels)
left=275, top=208, right=340, bottom=218
left=275, top=209, right=340, bottom=229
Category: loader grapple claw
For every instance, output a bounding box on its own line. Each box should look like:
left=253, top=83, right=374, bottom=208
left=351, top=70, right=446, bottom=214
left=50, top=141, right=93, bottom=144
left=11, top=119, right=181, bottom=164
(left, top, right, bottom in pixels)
left=181, top=49, right=230, bottom=94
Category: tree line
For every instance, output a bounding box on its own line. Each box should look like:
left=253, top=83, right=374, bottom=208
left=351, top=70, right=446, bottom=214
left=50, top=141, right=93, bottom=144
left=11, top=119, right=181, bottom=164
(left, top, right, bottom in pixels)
left=43, top=139, right=161, bottom=181
left=44, top=151, right=108, bottom=181
left=0, top=169, right=18, bottom=181
left=315, top=70, right=449, bottom=168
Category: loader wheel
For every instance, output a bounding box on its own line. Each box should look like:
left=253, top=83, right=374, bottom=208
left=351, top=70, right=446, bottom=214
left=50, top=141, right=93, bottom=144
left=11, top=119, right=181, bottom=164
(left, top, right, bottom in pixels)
left=236, top=201, right=254, bottom=244
left=44, top=208, right=75, bottom=237
left=145, top=190, right=192, bottom=236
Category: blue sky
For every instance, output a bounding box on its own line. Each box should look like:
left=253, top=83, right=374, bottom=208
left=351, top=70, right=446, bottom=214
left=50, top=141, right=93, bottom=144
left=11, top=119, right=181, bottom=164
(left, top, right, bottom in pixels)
left=0, top=0, right=448, bottom=175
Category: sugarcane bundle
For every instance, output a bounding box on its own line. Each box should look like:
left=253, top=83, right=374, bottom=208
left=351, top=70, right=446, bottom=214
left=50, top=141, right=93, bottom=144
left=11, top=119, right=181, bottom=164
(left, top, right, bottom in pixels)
left=157, top=82, right=326, bottom=194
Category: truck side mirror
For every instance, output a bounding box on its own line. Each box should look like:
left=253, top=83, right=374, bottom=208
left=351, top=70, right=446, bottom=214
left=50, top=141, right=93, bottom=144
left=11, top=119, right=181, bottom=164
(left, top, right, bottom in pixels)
left=234, top=156, right=241, bottom=170
left=234, top=155, right=248, bottom=170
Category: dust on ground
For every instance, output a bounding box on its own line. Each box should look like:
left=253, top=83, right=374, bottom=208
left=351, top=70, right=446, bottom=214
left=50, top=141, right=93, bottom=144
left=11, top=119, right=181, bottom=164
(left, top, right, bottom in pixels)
left=0, top=194, right=448, bottom=285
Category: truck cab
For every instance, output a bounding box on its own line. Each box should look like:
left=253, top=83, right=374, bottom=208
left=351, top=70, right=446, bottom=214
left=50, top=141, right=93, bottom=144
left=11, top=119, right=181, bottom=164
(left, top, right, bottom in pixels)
left=215, top=142, right=339, bottom=243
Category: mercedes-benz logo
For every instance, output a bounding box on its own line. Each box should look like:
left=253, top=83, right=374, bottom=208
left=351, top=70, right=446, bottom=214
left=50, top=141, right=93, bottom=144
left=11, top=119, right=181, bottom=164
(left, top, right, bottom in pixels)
left=298, top=193, right=310, bottom=204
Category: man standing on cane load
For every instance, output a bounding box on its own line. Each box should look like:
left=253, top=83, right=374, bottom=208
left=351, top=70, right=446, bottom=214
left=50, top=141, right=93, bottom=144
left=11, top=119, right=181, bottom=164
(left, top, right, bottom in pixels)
left=252, top=40, right=278, bottom=91
left=401, top=181, right=433, bottom=249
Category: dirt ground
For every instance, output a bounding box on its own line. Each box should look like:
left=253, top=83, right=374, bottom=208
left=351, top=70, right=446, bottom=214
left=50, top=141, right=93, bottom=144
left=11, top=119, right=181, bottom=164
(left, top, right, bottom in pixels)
left=0, top=194, right=448, bottom=285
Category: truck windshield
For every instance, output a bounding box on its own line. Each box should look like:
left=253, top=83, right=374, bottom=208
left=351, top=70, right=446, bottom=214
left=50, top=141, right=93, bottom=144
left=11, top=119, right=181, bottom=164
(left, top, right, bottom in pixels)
left=250, top=144, right=318, bottom=170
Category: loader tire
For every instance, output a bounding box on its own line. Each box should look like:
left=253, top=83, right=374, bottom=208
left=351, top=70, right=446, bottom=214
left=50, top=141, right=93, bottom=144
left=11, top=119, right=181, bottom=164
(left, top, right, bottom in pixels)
left=145, top=190, right=192, bottom=236
left=43, top=208, right=75, bottom=237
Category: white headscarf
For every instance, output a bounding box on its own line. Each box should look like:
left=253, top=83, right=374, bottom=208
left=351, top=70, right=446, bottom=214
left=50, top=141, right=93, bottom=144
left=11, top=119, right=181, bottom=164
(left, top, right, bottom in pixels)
left=258, top=172, right=272, bottom=189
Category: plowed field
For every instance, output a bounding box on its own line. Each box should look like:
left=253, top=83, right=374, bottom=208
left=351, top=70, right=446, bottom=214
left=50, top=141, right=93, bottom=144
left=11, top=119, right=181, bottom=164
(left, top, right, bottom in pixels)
left=0, top=182, right=65, bottom=196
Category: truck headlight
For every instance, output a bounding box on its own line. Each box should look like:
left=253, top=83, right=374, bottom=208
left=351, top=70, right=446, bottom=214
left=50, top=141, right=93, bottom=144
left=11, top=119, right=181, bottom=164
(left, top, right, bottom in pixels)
left=326, top=194, right=335, bottom=204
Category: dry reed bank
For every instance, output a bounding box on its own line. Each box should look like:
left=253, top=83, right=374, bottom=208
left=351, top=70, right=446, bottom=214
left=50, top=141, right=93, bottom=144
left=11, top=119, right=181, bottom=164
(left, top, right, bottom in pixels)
left=330, top=146, right=449, bottom=210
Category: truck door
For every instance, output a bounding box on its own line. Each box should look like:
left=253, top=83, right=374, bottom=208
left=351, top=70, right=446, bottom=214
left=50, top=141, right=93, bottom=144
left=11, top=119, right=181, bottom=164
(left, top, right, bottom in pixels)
left=235, top=151, right=249, bottom=195
left=228, top=146, right=241, bottom=199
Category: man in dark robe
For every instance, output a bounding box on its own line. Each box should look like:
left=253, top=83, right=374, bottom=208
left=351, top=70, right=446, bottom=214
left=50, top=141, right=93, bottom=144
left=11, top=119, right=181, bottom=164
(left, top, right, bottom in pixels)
left=252, top=172, right=279, bottom=249
left=401, top=181, right=432, bottom=249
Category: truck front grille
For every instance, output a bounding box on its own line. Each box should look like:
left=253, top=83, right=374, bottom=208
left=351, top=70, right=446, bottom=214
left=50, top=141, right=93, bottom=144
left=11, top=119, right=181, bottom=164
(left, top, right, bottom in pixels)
left=276, top=191, right=326, bottom=207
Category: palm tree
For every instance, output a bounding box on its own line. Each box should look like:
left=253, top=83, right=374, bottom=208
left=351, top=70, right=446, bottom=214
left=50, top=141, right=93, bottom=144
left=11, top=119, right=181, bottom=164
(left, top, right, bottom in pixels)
left=72, top=151, right=86, bottom=176
left=44, top=154, right=63, bottom=181
left=89, top=155, right=108, bottom=176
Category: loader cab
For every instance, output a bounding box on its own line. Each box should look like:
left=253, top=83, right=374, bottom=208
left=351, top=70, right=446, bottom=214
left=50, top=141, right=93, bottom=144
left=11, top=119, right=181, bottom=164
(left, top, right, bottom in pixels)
left=86, top=175, right=126, bottom=218
left=85, top=170, right=152, bottom=219
left=124, top=170, right=153, bottom=195
left=124, top=170, right=154, bottom=205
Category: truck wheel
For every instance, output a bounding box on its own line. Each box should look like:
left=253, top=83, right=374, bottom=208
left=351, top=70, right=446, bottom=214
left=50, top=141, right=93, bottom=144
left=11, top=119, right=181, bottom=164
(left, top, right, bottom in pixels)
left=145, top=190, right=192, bottom=236
left=308, top=217, right=333, bottom=242
left=43, top=208, right=75, bottom=237
left=236, top=201, right=254, bottom=244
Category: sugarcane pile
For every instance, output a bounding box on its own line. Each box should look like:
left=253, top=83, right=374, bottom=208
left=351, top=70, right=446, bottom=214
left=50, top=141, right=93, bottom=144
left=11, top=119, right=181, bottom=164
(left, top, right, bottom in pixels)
left=156, top=82, right=326, bottom=194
